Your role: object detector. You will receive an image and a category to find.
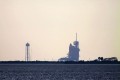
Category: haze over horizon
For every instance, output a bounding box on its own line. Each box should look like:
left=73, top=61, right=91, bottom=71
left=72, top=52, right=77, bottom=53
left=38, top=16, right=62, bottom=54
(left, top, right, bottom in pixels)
left=0, top=0, right=120, bottom=61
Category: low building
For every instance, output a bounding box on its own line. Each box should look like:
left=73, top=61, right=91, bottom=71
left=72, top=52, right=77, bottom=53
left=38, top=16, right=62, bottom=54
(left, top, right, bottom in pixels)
left=96, top=57, right=118, bottom=62
left=103, top=57, right=118, bottom=61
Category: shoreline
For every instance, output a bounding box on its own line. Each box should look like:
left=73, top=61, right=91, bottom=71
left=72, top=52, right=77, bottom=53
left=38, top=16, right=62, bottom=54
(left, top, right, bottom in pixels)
left=0, top=61, right=120, bottom=64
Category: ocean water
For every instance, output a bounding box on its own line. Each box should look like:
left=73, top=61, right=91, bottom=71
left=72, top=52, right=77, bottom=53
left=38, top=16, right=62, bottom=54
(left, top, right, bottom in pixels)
left=0, top=64, right=120, bottom=80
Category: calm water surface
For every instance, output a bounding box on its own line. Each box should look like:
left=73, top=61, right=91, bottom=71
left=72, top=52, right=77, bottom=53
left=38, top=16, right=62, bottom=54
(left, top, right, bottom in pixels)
left=0, top=64, right=120, bottom=80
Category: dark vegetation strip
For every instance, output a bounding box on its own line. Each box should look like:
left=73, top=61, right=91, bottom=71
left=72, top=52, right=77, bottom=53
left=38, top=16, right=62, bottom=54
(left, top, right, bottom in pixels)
left=0, top=61, right=120, bottom=64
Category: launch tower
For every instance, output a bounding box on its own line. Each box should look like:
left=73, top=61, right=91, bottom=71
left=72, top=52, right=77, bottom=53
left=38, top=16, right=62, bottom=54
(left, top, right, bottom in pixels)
left=58, top=33, right=80, bottom=61
left=68, top=33, right=80, bottom=61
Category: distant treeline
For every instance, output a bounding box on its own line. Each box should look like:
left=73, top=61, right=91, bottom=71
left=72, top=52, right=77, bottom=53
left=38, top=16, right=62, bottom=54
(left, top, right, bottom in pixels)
left=0, top=61, right=120, bottom=64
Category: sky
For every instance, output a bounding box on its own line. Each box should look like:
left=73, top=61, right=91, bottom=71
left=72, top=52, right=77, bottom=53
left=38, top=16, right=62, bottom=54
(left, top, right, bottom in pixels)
left=0, top=0, right=120, bottom=61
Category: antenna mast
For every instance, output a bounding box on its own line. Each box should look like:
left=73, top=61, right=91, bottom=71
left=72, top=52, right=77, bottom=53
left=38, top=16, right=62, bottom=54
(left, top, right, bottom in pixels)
left=76, top=33, right=77, bottom=41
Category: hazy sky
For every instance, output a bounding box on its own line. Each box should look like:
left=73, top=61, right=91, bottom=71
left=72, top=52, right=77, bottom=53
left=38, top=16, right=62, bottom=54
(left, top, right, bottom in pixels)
left=0, top=0, right=120, bottom=61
